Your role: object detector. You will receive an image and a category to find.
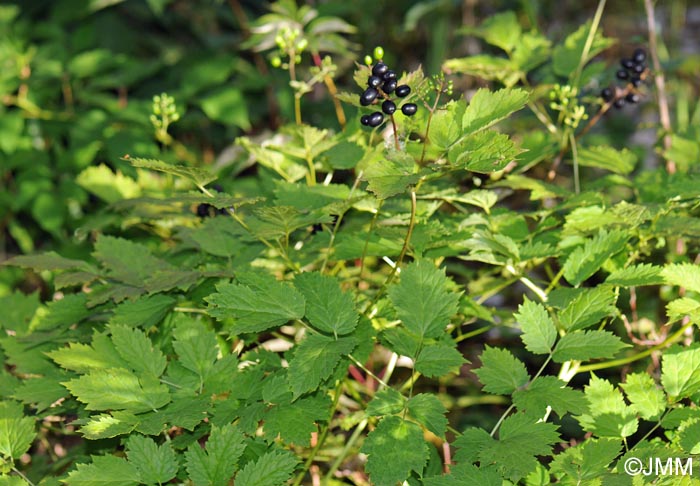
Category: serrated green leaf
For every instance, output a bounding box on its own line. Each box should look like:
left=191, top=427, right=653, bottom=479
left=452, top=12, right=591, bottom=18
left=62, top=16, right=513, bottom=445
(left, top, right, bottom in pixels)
left=605, top=264, right=664, bottom=287
left=109, top=294, right=175, bottom=328
left=474, top=346, right=530, bottom=395
left=0, top=401, right=36, bottom=460
left=12, top=374, right=69, bottom=413
left=453, top=426, right=494, bottom=464
left=199, top=87, right=250, bottom=130
left=562, top=230, right=629, bottom=286
left=264, top=394, right=330, bottom=446
left=428, top=100, right=467, bottom=151
left=38, top=294, right=91, bottom=331
left=558, top=286, right=617, bottom=331
left=322, top=140, right=364, bottom=169
left=460, top=11, right=521, bottom=53
left=362, top=415, right=429, bottom=486
left=512, top=376, right=588, bottom=418
left=423, top=462, right=502, bottom=486
left=92, top=235, right=174, bottom=288
left=63, top=369, right=170, bottom=414
left=206, top=271, right=305, bottom=334
left=621, top=372, right=665, bottom=421
left=235, top=449, right=298, bottom=486
left=678, top=418, right=700, bottom=454
left=2, top=252, right=95, bottom=273
left=129, top=157, right=216, bottom=187
left=552, top=330, right=627, bottom=363
left=109, top=324, right=166, bottom=378
left=577, top=146, right=637, bottom=175
left=549, top=438, right=622, bottom=482
left=0, top=291, right=39, bottom=335
left=415, top=343, right=467, bottom=378
left=247, top=205, right=333, bottom=240
left=552, top=22, right=615, bottom=78
left=184, top=424, right=245, bottom=486
left=366, top=388, right=406, bottom=416
left=81, top=413, right=138, bottom=440
left=662, top=344, right=700, bottom=401
left=287, top=333, right=355, bottom=397
left=514, top=298, right=557, bottom=354
left=388, top=260, right=460, bottom=339
left=443, top=55, right=520, bottom=86
left=461, top=88, right=529, bottom=134
left=125, top=435, right=178, bottom=485
left=667, top=297, right=700, bottom=323
left=76, top=164, right=141, bottom=203
left=62, top=455, right=140, bottom=486
left=363, top=149, right=420, bottom=199
left=576, top=375, right=638, bottom=438
left=48, top=333, right=127, bottom=373
left=294, top=272, right=358, bottom=336
left=407, top=393, right=448, bottom=438
left=661, top=263, right=700, bottom=294
left=172, top=319, right=219, bottom=386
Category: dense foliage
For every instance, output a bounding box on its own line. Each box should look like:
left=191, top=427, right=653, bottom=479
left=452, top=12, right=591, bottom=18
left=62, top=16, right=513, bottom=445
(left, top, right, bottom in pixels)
left=2, top=1, right=700, bottom=485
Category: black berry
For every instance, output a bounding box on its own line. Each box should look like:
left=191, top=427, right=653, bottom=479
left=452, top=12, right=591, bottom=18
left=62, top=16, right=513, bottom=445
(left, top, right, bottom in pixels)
left=616, top=69, right=629, bottom=80
left=382, top=100, right=396, bottom=115
left=360, top=87, right=379, bottom=106
left=401, top=103, right=417, bottom=116
left=360, top=114, right=371, bottom=126
left=367, top=111, right=384, bottom=127
left=633, top=48, right=646, bottom=64
left=383, top=70, right=396, bottom=81
left=621, top=58, right=635, bottom=70
left=368, top=76, right=382, bottom=88
left=372, top=62, right=388, bottom=77
left=382, top=79, right=397, bottom=93
left=630, top=76, right=642, bottom=87
left=601, top=87, right=614, bottom=102
left=625, top=93, right=640, bottom=104
left=196, top=204, right=211, bottom=218
left=613, top=98, right=625, bottom=109
left=632, top=63, right=645, bottom=74
left=395, top=85, right=411, bottom=97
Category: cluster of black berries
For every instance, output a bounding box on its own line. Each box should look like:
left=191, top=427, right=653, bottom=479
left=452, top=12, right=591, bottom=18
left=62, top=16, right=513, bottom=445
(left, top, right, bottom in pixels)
left=359, top=61, right=417, bottom=128
left=601, top=48, right=647, bottom=109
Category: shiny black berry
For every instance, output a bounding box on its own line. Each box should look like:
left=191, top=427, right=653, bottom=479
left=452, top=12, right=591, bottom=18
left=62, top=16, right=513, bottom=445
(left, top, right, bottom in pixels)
left=616, top=69, right=629, bottom=80
left=382, top=79, right=397, bottom=93
left=360, top=87, right=379, bottom=106
left=395, top=85, right=411, bottom=97
left=401, top=103, right=417, bottom=116
left=360, top=114, right=371, bottom=126
left=632, top=63, right=645, bottom=74
left=372, top=62, right=388, bottom=77
left=601, top=87, right=614, bottom=102
left=613, top=98, right=625, bottom=109
left=633, top=48, right=646, bottom=64
left=625, top=93, right=640, bottom=104
left=383, top=70, right=396, bottom=81
left=621, top=58, right=635, bottom=69
left=368, top=76, right=382, bottom=88
left=196, top=204, right=211, bottom=218
left=631, top=76, right=642, bottom=87
left=367, top=111, right=384, bottom=127
left=382, top=100, right=396, bottom=115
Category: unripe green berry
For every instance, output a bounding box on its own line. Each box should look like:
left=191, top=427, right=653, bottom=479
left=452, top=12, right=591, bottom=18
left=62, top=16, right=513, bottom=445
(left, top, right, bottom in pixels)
left=373, top=46, right=384, bottom=61
left=364, top=55, right=373, bottom=66
left=271, top=56, right=282, bottom=68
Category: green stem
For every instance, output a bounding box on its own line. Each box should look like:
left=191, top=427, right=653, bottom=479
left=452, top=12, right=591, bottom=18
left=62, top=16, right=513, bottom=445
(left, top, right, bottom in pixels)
left=572, top=0, right=607, bottom=89
left=569, top=132, right=580, bottom=194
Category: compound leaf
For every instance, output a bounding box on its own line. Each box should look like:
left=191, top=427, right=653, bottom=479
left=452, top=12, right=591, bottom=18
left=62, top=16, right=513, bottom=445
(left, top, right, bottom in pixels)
left=293, top=272, right=358, bottom=336
left=514, top=298, right=557, bottom=354
left=473, top=346, right=530, bottom=395
left=287, top=333, right=355, bottom=397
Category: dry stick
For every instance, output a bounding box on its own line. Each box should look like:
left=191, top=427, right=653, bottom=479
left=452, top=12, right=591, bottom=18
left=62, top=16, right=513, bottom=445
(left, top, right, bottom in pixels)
left=311, top=52, right=346, bottom=129
left=644, top=0, right=675, bottom=174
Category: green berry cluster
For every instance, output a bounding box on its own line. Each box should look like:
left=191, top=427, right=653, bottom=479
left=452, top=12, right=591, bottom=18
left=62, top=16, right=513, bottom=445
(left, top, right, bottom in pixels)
left=270, top=26, right=307, bottom=68
left=150, top=92, right=180, bottom=145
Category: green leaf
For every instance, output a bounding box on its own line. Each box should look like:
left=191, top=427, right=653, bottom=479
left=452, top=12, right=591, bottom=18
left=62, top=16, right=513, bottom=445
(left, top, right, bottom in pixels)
left=661, top=344, right=700, bottom=401
left=293, top=272, right=358, bottom=336
left=448, top=130, right=522, bottom=173
left=552, top=22, right=615, bottom=78
left=48, top=333, right=127, bottom=373
left=558, top=286, right=617, bottom=331
left=443, top=55, right=520, bottom=86
left=363, top=149, right=420, bottom=199
left=125, top=435, right=178, bottom=485
left=184, top=424, right=246, bottom=486
left=576, top=375, right=638, bottom=438
left=423, top=462, right=502, bottom=486
left=667, top=297, right=700, bottom=323
left=63, top=369, right=170, bottom=414
left=287, top=333, right=355, bottom=397
left=461, top=88, right=529, bottom=134
left=562, top=230, right=628, bottom=286
left=366, top=388, right=406, bottom=416
left=0, top=291, right=39, bottom=335
left=428, top=100, right=467, bottom=150
left=552, top=330, right=627, bottom=363
left=678, top=418, right=700, bottom=454
left=661, top=263, right=700, bottom=294
left=81, top=413, right=137, bottom=440
left=129, top=157, right=217, bottom=187
left=621, top=372, right=665, bottom=421
left=605, top=263, right=664, bottom=286
left=3, top=251, right=96, bottom=273
left=0, top=401, right=36, bottom=460
left=63, top=456, right=139, bottom=485
left=76, top=164, right=141, bottom=203
left=92, top=235, right=175, bottom=288
left=172, top=319, right=219, bottom=385
left=415, top=343, right=467, bottom=378
left=549, top=438, right=622, bottom=482
left=109, top=324, right=166, bottom=378
left=663, top=134, right=700, bottom=169
left=388, top=260, right=460, bottom=339
left=206, top=272, right=306, bottom=334
left=199, top=87, right=250, bottom=130
left=460, top=11, right=521, bottom=53
left=362, top=415, right=429, bottom=486
left=512, top=376, right=588, bottom=418
left=576, top=146, right=637, bottom=174
left=407, top=393, right=448, bottom=439
left=514, top=298, right=557, bottom=354
left=473, top=346, right=530, bottom=395
left=264, top=394, right=330, bottom=446
left=234, top=449, right=298, bottom=486
left=109, top=294, right=175, bottom=328
left=322, top=140, right=364, bottom=169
